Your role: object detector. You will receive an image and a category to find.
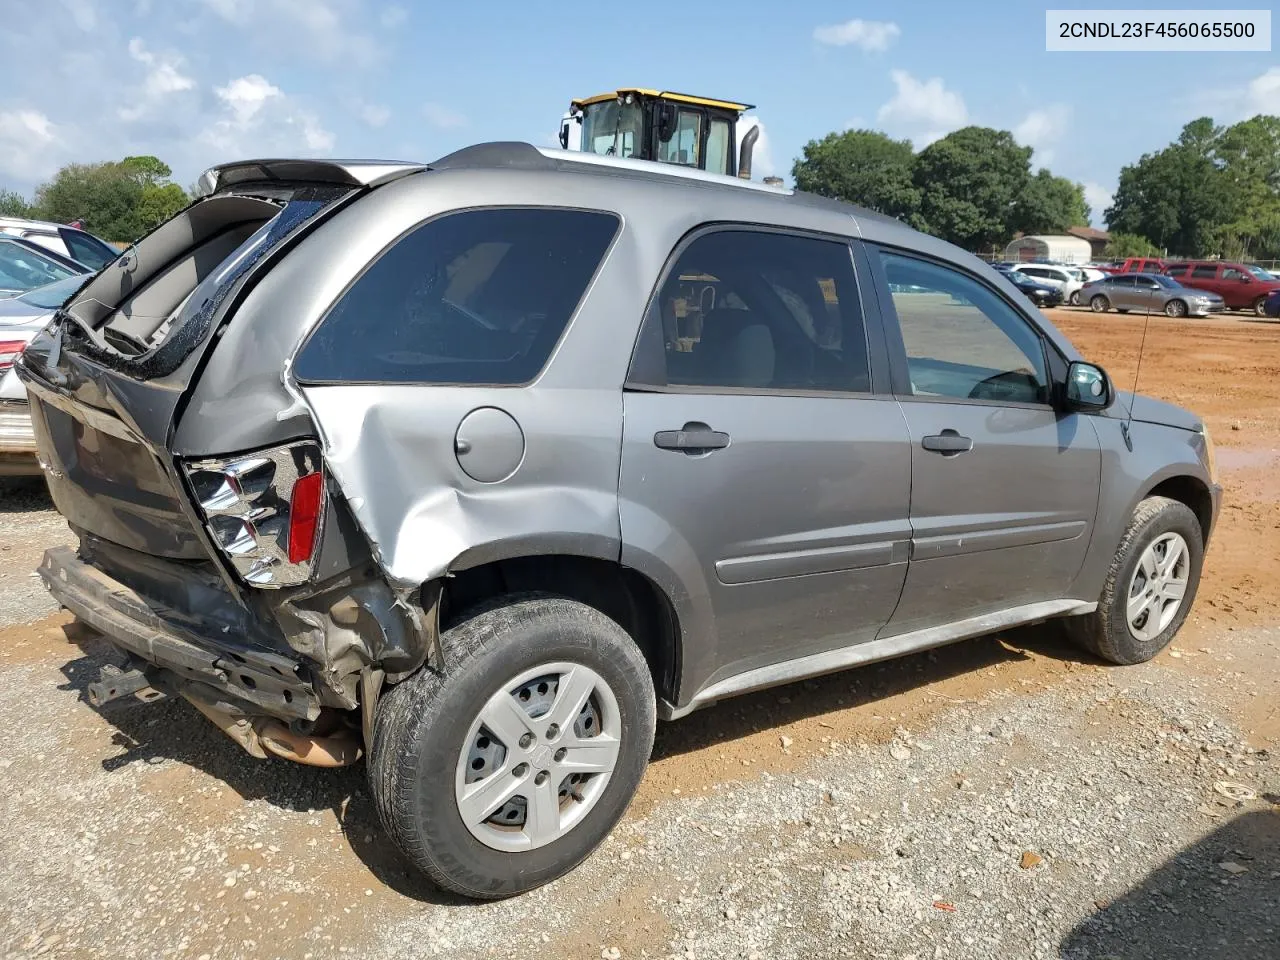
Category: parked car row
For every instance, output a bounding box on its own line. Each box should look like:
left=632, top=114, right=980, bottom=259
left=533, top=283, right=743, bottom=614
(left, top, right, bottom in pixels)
left=0, top=217, right=117, bottom=474
left=994, top=255, right=1280, bottom=318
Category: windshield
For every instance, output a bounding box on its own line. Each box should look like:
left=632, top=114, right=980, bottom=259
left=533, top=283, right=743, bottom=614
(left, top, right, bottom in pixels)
left=1151, top=275, right=1179, bottom=288
left=580, top=101, right=645, bottom=159
left=1245, top=264, right=1275, bottom=280
left=17, top=274, right=90, bottom=309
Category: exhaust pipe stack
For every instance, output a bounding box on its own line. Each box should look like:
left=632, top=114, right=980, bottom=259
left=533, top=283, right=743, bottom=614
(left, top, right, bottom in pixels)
left=738, top=124, right=760, bottom=180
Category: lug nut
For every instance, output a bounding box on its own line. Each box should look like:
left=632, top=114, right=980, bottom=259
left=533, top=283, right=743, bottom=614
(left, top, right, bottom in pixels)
left=535, top=770, right=550, bottom=786
left=512, top=762, right=529, bottom=778
left=554, top=748, right=567, bottom=762
left=546, top=723, right=560, bottom=740
left=519, top=733, right=535, bottom=749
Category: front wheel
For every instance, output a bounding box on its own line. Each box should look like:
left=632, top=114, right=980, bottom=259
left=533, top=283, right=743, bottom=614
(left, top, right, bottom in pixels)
left=1165, top=298, right=1187, bottom=318
left=1090, top=295, right=1110, bottom=313
left=369, top=596, right=656, bottom=899
left=1255, top=296, right=1270, bottom=318
left=1070, top=290, right=1082, bottom=306
left=1066, top=495, right=1203, bottom=665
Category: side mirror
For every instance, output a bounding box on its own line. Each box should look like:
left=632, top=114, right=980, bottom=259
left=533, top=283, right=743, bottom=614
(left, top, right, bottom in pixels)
left=1240, top=275, right=1253, bottom=283
left=1064, top=361, right=1113, bottom=411
left=657, top=103, right=677, bottom=143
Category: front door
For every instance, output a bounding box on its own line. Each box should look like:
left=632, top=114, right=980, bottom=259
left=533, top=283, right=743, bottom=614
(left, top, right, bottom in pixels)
left=619, top=228, right=912, bottom=697
left=871, top=249, right=1102, bottom=635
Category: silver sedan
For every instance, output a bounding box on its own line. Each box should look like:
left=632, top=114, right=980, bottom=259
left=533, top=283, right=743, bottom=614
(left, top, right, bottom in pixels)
left=1082, top=273, right=1225, bottom=317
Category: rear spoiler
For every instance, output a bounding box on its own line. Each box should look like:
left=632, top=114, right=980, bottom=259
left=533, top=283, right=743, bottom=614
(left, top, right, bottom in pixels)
left=194, top=158, right=427, bottom=198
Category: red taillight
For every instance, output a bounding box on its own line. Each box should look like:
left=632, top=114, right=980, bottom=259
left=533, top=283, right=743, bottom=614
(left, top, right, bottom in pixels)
left=0, top=340, right=25, bottom=374
left=287, top=471, right=324, bottom=564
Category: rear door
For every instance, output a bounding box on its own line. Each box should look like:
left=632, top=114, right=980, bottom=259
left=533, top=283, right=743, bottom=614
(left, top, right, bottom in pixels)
left=1185, top=263, right=1222, bottom=300
left=868, top=247, right=1101, bottom=635
left=619, top=228, right=911, bottom=695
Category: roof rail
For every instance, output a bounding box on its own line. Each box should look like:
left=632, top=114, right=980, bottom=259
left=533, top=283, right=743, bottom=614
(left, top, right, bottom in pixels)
left=534, top=147, right=792, bottom=195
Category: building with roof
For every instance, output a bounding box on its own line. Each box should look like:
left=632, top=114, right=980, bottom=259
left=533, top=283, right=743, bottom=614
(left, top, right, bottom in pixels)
left=1004, top=234, right=1094, bottom=264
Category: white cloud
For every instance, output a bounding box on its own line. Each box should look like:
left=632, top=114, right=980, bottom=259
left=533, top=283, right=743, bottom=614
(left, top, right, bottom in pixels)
left=358, top=102, right=391, bottom=127
left=60, top=0, right=98, bottom=31
left=423, top=102, right=468, bottom=129
left=379, top=5, right=407, bottom=27
left=120, top=38, right=196, bottom=121
left=0, top=110, right=59, bottom=183
left=203, top=74, right=334, bottom=157
left=1014, top=103, right=1072, bottom=167
left=1242, top=66, right=1280, bottom=113
left=1083, top=181, right=1114, bottom=224
left=876, top=70, right=968, bottom=146
left=814, top=19, right=900, bottom=52
left=201, top=0, right=379, bottom=66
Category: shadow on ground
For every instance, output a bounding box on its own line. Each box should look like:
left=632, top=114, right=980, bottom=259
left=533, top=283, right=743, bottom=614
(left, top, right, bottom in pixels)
left=1060, top=809, right=1280, bottom=959
left=48, top=615, right=1100, bottom=904
left=0, top=477, right=52, bottom=513
left=652, top=620, right=1097, bottom=761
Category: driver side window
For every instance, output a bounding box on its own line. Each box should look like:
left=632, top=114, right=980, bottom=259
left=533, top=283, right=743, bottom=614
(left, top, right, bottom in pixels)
left=880, top=251, right=1049, bottom=405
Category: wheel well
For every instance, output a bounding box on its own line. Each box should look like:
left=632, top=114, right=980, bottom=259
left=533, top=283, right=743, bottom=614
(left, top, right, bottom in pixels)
left=1147, top=475, right=1213, bottom=543
left=439, top=556, right=681, bottom=702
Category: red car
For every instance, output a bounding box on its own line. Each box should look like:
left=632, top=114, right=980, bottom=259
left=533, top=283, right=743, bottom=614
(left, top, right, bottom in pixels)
left=1162, top=261, right=1280, bottom=316
left=1097, top=257, right=1167, bottom=275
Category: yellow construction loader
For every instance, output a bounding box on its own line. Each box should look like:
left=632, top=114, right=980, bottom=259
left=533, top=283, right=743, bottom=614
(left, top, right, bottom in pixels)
left=557, top=88, right=766, bottom=180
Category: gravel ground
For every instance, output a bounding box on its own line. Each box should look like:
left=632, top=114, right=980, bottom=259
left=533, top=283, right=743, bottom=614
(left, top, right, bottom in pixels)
left=0, top=480, right=74, bottom=628
left=0, top=620, right=1275, bottom=960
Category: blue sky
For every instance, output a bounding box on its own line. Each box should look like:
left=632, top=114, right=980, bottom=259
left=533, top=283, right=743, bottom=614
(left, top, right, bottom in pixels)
left=1, top=1, right=1277, bottom=226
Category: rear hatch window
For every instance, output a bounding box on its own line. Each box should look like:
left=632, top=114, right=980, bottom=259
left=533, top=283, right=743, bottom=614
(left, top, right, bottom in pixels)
left=60, top=187, right=349, bottom=378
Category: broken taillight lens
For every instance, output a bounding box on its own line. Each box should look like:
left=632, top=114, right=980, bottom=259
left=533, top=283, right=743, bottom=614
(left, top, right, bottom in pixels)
left=0, top=340, right=26, bottom=375
left=182, top=441, right=325, bottom=588
left=287, top=471, right=324, bottom=564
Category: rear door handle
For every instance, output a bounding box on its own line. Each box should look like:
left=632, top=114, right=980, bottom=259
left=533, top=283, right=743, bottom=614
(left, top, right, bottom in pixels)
left=921, top=430, right=973, bottom=455
left=654, top=423, right=730, bottom=454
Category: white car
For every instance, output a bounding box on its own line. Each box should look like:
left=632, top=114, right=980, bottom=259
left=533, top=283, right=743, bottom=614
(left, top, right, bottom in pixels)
left=1010, top=264, right=1102, bottom=307
left=0, top=275, right=88, bottom=474
left=0, top=217, right=118, bottom=271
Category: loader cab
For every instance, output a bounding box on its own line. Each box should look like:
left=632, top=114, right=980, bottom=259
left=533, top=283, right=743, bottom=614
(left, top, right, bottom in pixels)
left=560, top=89, right=757, bottom=179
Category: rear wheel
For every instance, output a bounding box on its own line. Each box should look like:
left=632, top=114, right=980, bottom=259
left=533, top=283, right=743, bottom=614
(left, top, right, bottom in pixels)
left=1090, top=295, right=1110, bottom=313
left=1164, top=298, right=1187, bottom=318
left=1070, top=290, right=1082, bottom=306
left=1066, top=496, right=1203, bottom=665
left=369, top=595, right=656, bottom=899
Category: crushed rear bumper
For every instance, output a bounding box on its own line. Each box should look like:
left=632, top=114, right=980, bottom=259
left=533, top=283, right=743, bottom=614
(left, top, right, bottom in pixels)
left=38, top=545, right=321, bottom=721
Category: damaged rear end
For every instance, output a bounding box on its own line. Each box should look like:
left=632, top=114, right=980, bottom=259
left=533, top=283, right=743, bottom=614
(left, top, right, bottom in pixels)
left=17, top=159, right=436, bottom=765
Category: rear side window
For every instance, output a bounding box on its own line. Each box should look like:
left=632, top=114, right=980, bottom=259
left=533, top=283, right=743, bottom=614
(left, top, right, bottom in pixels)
left=1191, top=265, right=1217, bottom=279
left=295, top=208, right=618, bottom=385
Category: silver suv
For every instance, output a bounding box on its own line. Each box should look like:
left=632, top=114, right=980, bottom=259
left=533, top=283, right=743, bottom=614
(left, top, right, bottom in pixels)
left=17, top=145, right=1221, bottom=899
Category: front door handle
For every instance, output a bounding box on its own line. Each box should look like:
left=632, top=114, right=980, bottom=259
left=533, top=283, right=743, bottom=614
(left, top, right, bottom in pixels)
left=921, top=430, right=973, bottom=455
left=654, top=422, right=730, bottom=454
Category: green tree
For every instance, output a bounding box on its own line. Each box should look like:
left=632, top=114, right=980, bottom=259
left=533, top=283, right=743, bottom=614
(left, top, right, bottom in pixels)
left=1103, top=232, right=1160, bottom=258
left=791, top=129, right=920, bottom=220
left=1211, top=115, right=1280, bottom=259
left=912, top=127, right=1032, bottom=249
left=0, top=188, right=32, bottom=217
left=1013, top=169, right=1090, bottom=235
left=1105, top=117, right=1233, bottom=256
left=31, top=157, right=189, bottom=241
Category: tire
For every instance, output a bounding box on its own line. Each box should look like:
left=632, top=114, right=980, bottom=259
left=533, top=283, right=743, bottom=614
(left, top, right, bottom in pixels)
left=368, top=595, right=656, bottom=899
left=1070, top=291, right=1081, bottom=306
left=1090, top=295, right=1110, bottom=313
left=1066, top=496, right=1204, bottom=665
left=1164, top=298, right=1187, bottom=318
left=1255, top=296, right=1269, bottom=318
